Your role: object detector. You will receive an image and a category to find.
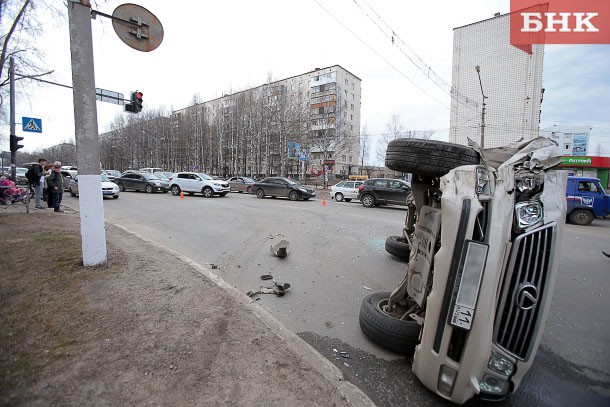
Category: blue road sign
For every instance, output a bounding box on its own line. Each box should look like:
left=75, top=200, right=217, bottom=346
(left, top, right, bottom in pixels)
left=22, top=117, right=42, bottom=133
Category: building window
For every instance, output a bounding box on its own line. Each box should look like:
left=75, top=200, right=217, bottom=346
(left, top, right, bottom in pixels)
left=565, top=144, right=570, bottom=149
left=318, top=106, right=324, bottom=114
left=291, top=85, right=294, bottom=91
left=351, top=93, right=354, bottom=100
left=350, top=104, right=354, bottom=111
left=299, top=83, right=303, bottom=89
left=345, top=89, right=348, bottom=96
left=345, top=79, right=348, bottom=86
left=342, top=155, right=346, bottom=162
left=351, top=125, right=353, bottom=131
left=349, top=155, right=352, bottom=162
left=350, top=114, right=353, bottom=121
left=352, top=83, right=355, bottom=90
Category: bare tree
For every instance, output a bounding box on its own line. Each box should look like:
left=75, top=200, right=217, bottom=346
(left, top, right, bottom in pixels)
left=360, top=124, right=370, bottom=173
left=0, top=0, right=63, bottom=121
left=376, top=114, right=406, bottom=163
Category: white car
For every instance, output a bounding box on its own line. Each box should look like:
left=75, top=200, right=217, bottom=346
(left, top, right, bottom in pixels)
left=68, top=173, right=120, bottom=199
left=168, top=172, right=230, bottom=198
left=330, top=180, right=364, bottom=202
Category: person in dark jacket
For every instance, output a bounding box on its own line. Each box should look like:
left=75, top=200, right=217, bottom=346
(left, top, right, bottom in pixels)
left=32, top=157, right=47, bottom=209
left=47, top=161, right=64, bottom=212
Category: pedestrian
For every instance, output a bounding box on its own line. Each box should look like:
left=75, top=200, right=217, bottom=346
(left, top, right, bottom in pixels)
left=32, top=158, right=47, bottom=209
left=47, top=161, right=65, bottom=212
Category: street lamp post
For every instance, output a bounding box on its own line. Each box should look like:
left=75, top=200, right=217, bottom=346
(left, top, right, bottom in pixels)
left=475, top=65, right=487, bottom=148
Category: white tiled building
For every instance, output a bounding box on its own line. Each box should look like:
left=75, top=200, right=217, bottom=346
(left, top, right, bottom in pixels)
left=449, top=13, right=545, bottom=148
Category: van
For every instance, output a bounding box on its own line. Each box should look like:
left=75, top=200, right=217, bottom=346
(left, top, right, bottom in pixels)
left=566, top=176, right=610, bottom=225
left=139, top=167, right=164, bottom=174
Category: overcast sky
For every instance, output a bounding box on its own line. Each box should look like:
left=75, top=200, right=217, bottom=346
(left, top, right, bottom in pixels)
left=4, top=0, right=609, bottom=161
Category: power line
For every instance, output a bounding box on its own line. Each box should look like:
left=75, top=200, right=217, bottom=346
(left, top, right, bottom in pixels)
left=311, top=0, right=450, bottom=110
left=351, top=0, right=479, bottom=112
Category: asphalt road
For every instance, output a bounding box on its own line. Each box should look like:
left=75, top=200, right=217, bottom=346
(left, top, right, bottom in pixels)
left=64, top=191, right=610, bottom=406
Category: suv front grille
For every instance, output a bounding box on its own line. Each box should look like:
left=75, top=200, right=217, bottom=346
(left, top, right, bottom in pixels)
left=494, top=223, right=556, bottom=360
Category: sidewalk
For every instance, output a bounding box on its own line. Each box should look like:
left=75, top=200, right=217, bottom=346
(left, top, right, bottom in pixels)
left=0, top=207, right=374, bottom=406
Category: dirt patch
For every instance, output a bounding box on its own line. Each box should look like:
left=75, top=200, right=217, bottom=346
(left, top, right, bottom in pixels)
left=0, top=212, right=366, bottom=406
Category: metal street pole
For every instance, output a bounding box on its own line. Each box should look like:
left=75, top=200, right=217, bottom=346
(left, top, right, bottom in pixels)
left=68, top=0, right=107, bottom=266
left=9, top=57, right=16, bottom=182
left=475, top=65, right=487, bottom=148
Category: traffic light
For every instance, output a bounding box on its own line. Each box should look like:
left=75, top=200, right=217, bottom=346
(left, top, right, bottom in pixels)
left=10, top=134, right=24, bottom=153
left=124, top=91, right=143, bottom=113
left=133, top=91, right=143, bottom=113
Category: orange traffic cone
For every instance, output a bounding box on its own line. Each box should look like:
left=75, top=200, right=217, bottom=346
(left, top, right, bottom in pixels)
left=322, top=196, right=327, bottom=206
left=180, top=191, right=184, bottom=200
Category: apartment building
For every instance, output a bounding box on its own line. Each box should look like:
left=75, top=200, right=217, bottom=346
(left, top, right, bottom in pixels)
left=171, top=65, right=362, bottom=178
left=449, top=13, right=545, bottom=148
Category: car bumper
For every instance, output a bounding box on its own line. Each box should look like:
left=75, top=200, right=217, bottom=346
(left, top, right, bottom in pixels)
left=213, top=187, right=231, bottom=194
left=412, top=166, right=566, bottom=404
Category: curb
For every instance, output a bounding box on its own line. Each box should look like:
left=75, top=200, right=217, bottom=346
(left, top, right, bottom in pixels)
left=109, top=221, right=375, bottom=407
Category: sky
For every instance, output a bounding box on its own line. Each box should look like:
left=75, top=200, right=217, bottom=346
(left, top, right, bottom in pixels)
left=3, top=0, right=610, bottom=163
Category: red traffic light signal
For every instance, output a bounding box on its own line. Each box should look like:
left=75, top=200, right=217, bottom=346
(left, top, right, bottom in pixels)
left=124, top=90, right=143, bottom=113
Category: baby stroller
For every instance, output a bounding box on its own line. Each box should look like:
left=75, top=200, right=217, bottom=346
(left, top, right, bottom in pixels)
left=0, top=176, right=30, bottom=212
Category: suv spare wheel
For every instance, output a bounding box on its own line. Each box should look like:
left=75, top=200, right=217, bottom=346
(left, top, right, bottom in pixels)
left=385, top=139, right=480, bottom=177
left=385, top=235, right=410, bottom=260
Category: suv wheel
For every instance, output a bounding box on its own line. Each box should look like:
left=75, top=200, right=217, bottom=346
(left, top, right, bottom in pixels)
left=335, top=192, right=344, bottom=202
left=256, top=189, right=265, bottom=199
left=361, top=194, right=375, bottom=207
left=385, top=139, right=480, bottom=177
left=202, top=186, right=214, bottom=198
left=385, top=236, right=410, bottom=260
left=118, top=183, right=125, bottom=192
left=359, top=292, right=421, bottom=355
left=170, top=185, right=181, bottom=196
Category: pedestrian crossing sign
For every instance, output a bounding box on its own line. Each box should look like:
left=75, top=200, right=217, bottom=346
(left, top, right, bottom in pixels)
left=22, top=117, right=42, bottom=133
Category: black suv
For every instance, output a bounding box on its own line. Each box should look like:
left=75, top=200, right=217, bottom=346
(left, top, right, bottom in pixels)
left=357, top=178, right=411, bottom=208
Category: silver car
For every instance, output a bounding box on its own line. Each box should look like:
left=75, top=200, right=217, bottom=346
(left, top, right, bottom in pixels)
left=330, top=180, right=364, bottom=202
left=69, top=173, right=120, bottom=199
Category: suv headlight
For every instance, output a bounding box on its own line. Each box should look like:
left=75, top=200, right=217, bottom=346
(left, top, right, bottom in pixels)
left=479, top=373, right=509, bottom=395
left=515, top=201, right=543, bottom=230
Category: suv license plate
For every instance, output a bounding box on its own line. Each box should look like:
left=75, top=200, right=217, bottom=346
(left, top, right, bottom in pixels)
left=450, top=240, right=488, bottom=331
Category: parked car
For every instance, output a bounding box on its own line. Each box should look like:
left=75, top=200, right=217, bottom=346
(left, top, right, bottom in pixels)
left=331, top=180, right=364, bottom=202
left=227, top=176, right=256, bottom=193
left=60, top=170, right=77, bottom=191
left=359, top=138, right=565, bottom=404
left=357, top=178, right=411, bottom=207
left=14, top=167, right=28, bottom=185
left=139, top=167, right=164, bottom=174
left=69, top=172, right=120, bottom=199
left=168, top=172, right=230, bottom=197
left=154, top=171, right=174, bottom=180
left=252, top=177, right=316, bottom=201
left=115, top=172, right=169, bottom=193
left=104, top=170, right=122, bottom=181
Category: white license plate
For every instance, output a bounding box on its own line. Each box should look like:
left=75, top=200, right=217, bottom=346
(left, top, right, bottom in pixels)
left=450, top=240, right=488, bottom=331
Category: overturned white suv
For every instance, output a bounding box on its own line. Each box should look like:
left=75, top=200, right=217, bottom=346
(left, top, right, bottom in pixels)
left=359, top=138, right=566, bottom=404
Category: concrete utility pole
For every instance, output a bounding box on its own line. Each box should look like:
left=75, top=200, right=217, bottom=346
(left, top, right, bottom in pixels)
left=9, top=57, right=16, bottom=182
left=68, top=0, right=107, bottom=266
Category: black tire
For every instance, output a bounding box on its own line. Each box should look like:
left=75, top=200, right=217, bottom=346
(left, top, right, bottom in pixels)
left=335, top=192, right=344, bottom=202
left=202, top=186, right=214, bottom=198
left=118, top=183, right=125, bottom=192
left=289, top=191, right=299, bottom=201
left=145, top=185, right=153, bottom=194
left=568, top=209, right=594, bottom=226
left=70, top=190, right=77, bottom=197
left=170, top=185, right=181, bottom=196
left=246, top=186, right=252, bottom=194
left=359, top=292, right=421, bottom=355
left=112, top=195, right=119, bottom=199
left=256, top=189, right=265, bottom=199
left=344, top=198, right=352, bottom=202
left=385, top=236, right=411, bottom=260
left=385, top=139, right=480, bottom=177
left=361, top=194, right=375, bottom=207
